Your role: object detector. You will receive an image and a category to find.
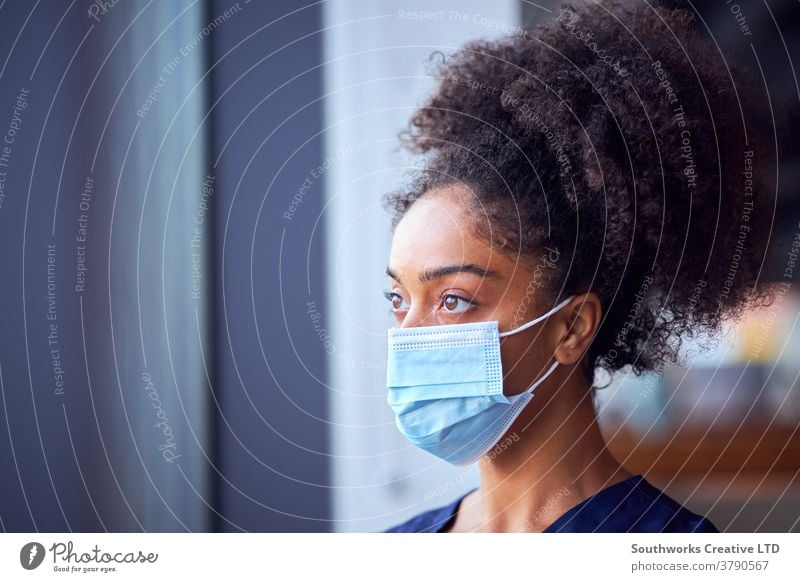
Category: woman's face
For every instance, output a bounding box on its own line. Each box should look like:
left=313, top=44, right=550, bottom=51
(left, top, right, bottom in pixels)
left=386, top=184, right=568, bottom=397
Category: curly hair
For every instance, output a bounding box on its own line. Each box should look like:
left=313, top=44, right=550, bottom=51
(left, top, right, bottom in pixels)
left=384, top=0, right=778, bottom=380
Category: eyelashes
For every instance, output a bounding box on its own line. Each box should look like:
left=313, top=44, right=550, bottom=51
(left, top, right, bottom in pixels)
left=438, top=291, right=476, bottom=314
left=382, top=289, right=478, bottom=314
left=383, top=289, right=406, bottom=313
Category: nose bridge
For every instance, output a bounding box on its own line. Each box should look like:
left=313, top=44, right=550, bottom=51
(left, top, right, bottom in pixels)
left=399, top=308, right=428, bottom=329
left=398, top=300, right=436, bottom=329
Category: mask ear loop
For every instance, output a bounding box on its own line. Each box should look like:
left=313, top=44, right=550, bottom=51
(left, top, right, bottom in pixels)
left=524, top=360, right=560, bottom=395
left=497, top=295, right=575, bottom=338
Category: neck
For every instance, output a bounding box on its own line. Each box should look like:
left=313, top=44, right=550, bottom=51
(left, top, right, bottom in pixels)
left=470, top=371, right=631, bottom=532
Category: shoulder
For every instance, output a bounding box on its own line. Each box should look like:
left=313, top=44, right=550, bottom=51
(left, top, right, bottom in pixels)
left=382, top=494, right=467, bottom=533
left=632, top=478, right=719, bottom=533
left=548, top=475, right=719, bottom=533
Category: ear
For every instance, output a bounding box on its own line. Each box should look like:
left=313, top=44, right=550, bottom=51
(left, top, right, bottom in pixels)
left=553, top=293, right=602, bottom=366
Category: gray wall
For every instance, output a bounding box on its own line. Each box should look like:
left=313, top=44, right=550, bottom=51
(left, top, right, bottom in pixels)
left=209, top=0, right=330, bottom=531
left=0, top=0, right=330, bottom=533
left=0, top=1, right=212, bottom=531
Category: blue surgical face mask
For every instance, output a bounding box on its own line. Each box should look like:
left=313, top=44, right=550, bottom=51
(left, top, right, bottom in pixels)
left=385, top=296, right=575, bottom=466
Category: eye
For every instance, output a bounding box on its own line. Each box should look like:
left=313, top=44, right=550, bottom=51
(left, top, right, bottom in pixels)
left=383, top=290, right=408, bottom=312
left=441, top=293, right=474, bottom=314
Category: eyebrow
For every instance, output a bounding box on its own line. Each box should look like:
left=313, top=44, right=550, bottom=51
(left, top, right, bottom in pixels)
left=385, top=263, right=502, bottom=284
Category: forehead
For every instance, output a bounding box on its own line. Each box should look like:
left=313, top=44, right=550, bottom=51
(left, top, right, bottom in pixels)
left=389, top=185, right=519, bottom=278
left=392, top=186, right=477, bottom=251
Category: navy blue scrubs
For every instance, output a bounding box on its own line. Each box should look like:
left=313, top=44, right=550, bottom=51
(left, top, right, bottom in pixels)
left=384, top=474, right=718, bottom=532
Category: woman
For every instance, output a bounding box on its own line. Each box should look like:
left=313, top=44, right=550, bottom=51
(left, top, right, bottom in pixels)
left=380, top=0, right=775, bottom=533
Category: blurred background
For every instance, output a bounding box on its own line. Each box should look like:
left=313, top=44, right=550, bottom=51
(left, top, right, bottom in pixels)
left=0, top=0, right=798, bottom=533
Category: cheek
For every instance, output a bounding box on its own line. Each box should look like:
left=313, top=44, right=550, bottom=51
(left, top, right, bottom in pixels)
left=500, top=338, right=532, bottom=374
left=499, top=335, right=551, bottom=392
